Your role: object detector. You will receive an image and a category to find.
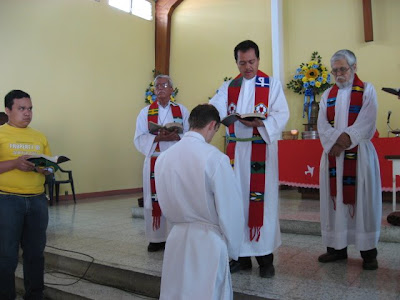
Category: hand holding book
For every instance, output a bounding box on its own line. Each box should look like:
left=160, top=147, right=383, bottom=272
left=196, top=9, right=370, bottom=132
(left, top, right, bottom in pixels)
left=154, top=129, right=181, bottom=142
left=148, top=121, right=183, bottom=134
left=28, top=154, right=70, bottom=172
left=221, top=113, right=266, bottom=127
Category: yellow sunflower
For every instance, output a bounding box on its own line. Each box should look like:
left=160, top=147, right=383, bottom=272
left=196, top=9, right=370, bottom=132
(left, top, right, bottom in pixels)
left=305, top=68, right=320, bottom=79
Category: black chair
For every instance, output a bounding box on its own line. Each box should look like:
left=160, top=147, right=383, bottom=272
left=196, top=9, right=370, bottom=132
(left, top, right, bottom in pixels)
left=46, top=166, right=76, bottom=205
left=0, top=112, right=8, bottom=125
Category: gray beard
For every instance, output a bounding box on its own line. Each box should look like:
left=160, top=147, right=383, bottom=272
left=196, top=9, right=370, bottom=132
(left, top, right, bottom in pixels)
left=336, top=73, right=355, bottom=89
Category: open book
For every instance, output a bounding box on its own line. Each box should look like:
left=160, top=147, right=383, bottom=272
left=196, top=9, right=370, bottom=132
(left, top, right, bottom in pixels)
left=148, top=121, right=183, bottom=134
left=221, top=113, right=266, bottom=127
left=28, top=154, right=70, bottom=171
left=382, top=87, right=400, bottom=96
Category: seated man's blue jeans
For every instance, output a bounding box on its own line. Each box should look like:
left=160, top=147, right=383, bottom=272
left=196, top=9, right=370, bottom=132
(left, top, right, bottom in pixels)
left=0, top=193, right=48, bottom=300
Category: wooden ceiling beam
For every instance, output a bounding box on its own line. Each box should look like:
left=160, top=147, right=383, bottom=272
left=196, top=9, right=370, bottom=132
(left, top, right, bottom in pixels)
left=155, top=0, right=184, bottom=75
left=362, top=0, right=373, bottom=42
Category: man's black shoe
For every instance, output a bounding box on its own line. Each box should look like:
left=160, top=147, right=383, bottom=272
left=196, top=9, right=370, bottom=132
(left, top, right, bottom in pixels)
left=318, top=252, right=347, bottom=263
left=387, top=211, right=400, bottom=226
left=229, top=258, right=252, bottom=273
left=147, top=242, right=165, bottom=252
left=259, top=264, right=275, bottom=278
left=363, top=258, right=378, bottom=270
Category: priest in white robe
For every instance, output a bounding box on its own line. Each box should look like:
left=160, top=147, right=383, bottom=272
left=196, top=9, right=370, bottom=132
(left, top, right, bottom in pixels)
left=210, top=40, right=289, bottom=278
left=134, top=75, right=189, bottom=252
left=155, top=104, right=244, bottom=300
left=317, top=49, right=381, bottom=270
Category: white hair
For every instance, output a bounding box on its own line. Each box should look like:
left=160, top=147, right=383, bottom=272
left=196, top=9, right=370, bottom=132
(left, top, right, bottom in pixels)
left=154, top=75, right=174, bottom=88
left=330, top=49, right=357, bottom=67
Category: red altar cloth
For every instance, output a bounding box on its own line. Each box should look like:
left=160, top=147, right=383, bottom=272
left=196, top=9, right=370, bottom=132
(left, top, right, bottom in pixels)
left=278, top=137, right=400, bottom=192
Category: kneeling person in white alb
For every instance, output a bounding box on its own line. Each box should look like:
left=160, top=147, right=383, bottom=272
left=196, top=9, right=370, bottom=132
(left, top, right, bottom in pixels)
left=155, top=104, right=244, bottom=300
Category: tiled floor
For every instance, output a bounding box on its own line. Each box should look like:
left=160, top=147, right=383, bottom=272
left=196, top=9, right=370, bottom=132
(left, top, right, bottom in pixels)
left=43, top=190, right=400, bottom=300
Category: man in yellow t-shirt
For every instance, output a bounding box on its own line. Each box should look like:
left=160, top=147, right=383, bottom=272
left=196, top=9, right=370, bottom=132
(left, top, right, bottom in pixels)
left=0, top=90, right=52, bottom=300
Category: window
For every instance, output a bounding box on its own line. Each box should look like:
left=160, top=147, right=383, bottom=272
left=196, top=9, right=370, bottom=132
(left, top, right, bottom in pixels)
left=131, top=0, right=152, bottom=20
left=108, top=0, right=153, bottom=20
left=109, top=0, right=131, bottom=13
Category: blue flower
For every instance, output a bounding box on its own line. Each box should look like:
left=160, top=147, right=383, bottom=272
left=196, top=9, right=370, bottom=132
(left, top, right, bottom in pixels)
left=312, top=64, right=319, bottom=69
left=318, top=76, right=323, bottom=82
left=310, top=80, right=315, bottom=86
left=146, top=91, right=152, bottom=96
left=303, top=82, right=309, bottom=88
left=327, top=74, right=331, bottom=82
left=296, top=68, right=302, bottom=73
left=152, top=95, right=157, bottom=100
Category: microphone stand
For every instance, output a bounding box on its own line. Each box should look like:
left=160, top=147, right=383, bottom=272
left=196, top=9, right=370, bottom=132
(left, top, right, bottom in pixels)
left=387, top=115, right=400, bottom=137
left=387, top=121, right=392, bottom=137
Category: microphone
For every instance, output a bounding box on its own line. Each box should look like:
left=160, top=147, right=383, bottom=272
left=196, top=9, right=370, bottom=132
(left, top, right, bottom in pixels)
left=387, top=111, right=392, bottom=124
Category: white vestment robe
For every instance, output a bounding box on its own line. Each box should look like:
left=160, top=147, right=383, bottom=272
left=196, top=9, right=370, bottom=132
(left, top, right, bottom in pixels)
left=134, top=101, right=189, bottom=242
left=210, top=74, right=289, bottom=256
left=155, top=131, right=244, bottom=300
left=318, top=82, right=381, bottom=251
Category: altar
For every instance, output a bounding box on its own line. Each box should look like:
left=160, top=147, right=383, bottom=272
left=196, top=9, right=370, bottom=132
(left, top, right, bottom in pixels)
left=278, top=137, right=400, bottom=192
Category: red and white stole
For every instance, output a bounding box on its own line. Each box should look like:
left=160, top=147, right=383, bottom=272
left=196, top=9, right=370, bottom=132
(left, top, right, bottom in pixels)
left=226, top=70, right=269, bottom=242
left=327, top=74, right=363, bottom=215
left=147, top=101, right=182, bottom=230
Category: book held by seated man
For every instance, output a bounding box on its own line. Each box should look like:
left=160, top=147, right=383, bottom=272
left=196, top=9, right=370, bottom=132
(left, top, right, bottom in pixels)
left=148, top=121, right=183, bottom=134
left=221, top=112, right=266, bottom=127
left=28, top=154, right=70, bottom=172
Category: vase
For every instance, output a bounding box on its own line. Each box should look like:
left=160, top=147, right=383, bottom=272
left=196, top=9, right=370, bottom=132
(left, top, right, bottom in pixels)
left=309, top=99, right=319, bottom=125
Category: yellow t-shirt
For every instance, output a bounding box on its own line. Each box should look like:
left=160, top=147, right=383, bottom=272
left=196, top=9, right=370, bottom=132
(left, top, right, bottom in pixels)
left=0, top=124, right=51, bottom=194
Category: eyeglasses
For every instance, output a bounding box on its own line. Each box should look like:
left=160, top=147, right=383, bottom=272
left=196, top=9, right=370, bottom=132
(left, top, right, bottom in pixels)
left=331, top=67, right=350, bottom=75
left=155, top=83, right=171, bottom=89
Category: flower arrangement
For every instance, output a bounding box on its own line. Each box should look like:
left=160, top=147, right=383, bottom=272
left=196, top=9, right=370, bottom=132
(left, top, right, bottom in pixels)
left=286, top=51, right=332, bottom=96
left=287, top=52, right=333, bottom=123
left=145, top=70, right=179, bottom=104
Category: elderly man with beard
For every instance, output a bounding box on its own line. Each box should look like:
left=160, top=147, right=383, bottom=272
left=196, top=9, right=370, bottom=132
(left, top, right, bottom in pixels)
left=317, top=49, right=381, bottom=270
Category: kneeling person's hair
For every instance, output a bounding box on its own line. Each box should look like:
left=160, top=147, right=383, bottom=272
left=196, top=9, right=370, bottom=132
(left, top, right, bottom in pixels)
left=189, top=104, right=220, bottom=129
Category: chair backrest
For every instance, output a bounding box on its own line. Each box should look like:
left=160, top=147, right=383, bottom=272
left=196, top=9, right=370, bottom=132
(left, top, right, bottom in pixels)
left=45, top=164, right=76, bottom=204
left=0, top=112, right=8, bottom=125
